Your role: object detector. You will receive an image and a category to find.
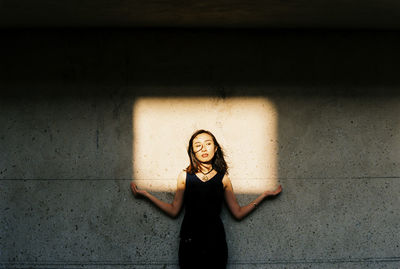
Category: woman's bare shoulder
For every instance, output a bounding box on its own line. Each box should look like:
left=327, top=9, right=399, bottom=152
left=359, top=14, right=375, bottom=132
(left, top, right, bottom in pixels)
left=222, top=173, right=231, bottom=189
left=178, top=170, right=187, bottom=177
left=177, top=170, right=187, bottom=186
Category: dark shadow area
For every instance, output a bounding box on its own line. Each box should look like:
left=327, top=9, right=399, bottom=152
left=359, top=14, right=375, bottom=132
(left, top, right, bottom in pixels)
left=1, top=28, right=400, bottom=98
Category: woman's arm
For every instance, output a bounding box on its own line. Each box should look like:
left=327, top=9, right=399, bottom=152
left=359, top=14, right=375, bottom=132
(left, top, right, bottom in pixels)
left=130, top=171, right=186, bottom=218
left=223, top=174, right=282, bottom=220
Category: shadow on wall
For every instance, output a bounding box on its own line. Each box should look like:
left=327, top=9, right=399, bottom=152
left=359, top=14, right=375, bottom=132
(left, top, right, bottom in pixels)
left=1, top=29, right=400, bottom=268
left=2, top=29, right=400, bottom=94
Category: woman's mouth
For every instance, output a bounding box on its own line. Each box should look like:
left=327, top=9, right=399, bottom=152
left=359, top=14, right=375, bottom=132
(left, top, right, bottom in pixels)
left=201, top=154, right=209, bottom=158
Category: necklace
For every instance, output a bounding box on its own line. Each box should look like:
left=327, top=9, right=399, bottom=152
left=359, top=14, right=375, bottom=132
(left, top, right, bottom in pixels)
left=199, top=168, right=214, bottom=181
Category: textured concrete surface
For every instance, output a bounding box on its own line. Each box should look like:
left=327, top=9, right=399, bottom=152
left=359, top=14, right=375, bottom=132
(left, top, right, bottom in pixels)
left=1, top=29, right=400, bottom=268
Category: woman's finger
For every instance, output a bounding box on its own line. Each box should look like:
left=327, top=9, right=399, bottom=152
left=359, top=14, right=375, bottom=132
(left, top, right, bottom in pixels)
left=130, top=182, right=138, bottom=195
left=275, top=185, right=282, bottom=194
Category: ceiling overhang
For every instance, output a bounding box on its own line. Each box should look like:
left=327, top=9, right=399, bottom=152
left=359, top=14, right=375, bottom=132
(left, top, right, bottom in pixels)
left=1, top=0, right=400, bottom=29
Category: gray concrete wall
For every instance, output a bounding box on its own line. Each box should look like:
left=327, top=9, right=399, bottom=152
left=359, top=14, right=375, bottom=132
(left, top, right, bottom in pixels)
left=1, top=29, right=400, bottom=268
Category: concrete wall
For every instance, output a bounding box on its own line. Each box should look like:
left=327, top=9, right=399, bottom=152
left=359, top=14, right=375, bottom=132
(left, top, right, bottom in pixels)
left=1, top=29, right=400, bottom=268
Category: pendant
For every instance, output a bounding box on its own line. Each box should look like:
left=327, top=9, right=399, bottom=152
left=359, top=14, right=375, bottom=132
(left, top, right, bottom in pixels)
left=202, top=175, right=208, bottom=181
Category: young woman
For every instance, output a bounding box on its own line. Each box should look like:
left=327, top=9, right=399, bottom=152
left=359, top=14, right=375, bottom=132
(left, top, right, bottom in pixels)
left=131, top=129, right=282, bottom=268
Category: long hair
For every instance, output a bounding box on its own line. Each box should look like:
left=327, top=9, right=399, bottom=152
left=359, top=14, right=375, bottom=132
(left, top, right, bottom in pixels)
left=185, top=129, right=228, bottom=175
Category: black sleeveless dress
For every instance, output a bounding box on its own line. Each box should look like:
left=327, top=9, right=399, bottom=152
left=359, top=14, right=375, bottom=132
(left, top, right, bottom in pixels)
left=178, top=171, right=228, bottom=269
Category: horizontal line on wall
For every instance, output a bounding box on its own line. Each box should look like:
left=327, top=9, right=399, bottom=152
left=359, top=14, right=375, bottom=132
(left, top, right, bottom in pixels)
left=1, top=176, right=400, bottom=181
left=2, top=257, right=400, bottom=267
left=230, top=256, right=400, bottom=264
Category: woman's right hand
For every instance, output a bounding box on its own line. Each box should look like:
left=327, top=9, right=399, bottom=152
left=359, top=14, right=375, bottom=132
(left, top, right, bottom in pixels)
left=130, top=181, right=148, bottom=198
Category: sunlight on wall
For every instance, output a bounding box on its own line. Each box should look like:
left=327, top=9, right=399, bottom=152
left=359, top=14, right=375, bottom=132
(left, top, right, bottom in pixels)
left=132, top=97, right=278, bottom=194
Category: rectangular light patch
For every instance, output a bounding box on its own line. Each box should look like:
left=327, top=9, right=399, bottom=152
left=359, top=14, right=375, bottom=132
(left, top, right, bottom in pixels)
left=132, top=96, right=278, bottom=194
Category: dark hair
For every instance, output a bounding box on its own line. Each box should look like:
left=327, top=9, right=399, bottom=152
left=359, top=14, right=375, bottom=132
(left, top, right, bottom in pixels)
left=185, top=129, right=228, bottom=175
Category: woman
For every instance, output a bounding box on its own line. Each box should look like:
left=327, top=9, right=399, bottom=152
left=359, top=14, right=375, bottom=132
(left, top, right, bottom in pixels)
left=131, top=129, right=282, bottom=268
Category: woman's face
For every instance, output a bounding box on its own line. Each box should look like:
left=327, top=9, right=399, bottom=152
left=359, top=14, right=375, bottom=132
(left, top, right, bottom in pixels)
left=192, top=133, right=217, bottom=163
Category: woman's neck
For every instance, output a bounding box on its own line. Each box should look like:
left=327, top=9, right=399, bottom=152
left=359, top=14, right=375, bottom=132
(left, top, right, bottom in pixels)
left=198, top=163, right=213, bottom=174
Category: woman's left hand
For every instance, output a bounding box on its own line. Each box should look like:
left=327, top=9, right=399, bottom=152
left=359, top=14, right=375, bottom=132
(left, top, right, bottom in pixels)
left=263, top=184, right=282, bottom=197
